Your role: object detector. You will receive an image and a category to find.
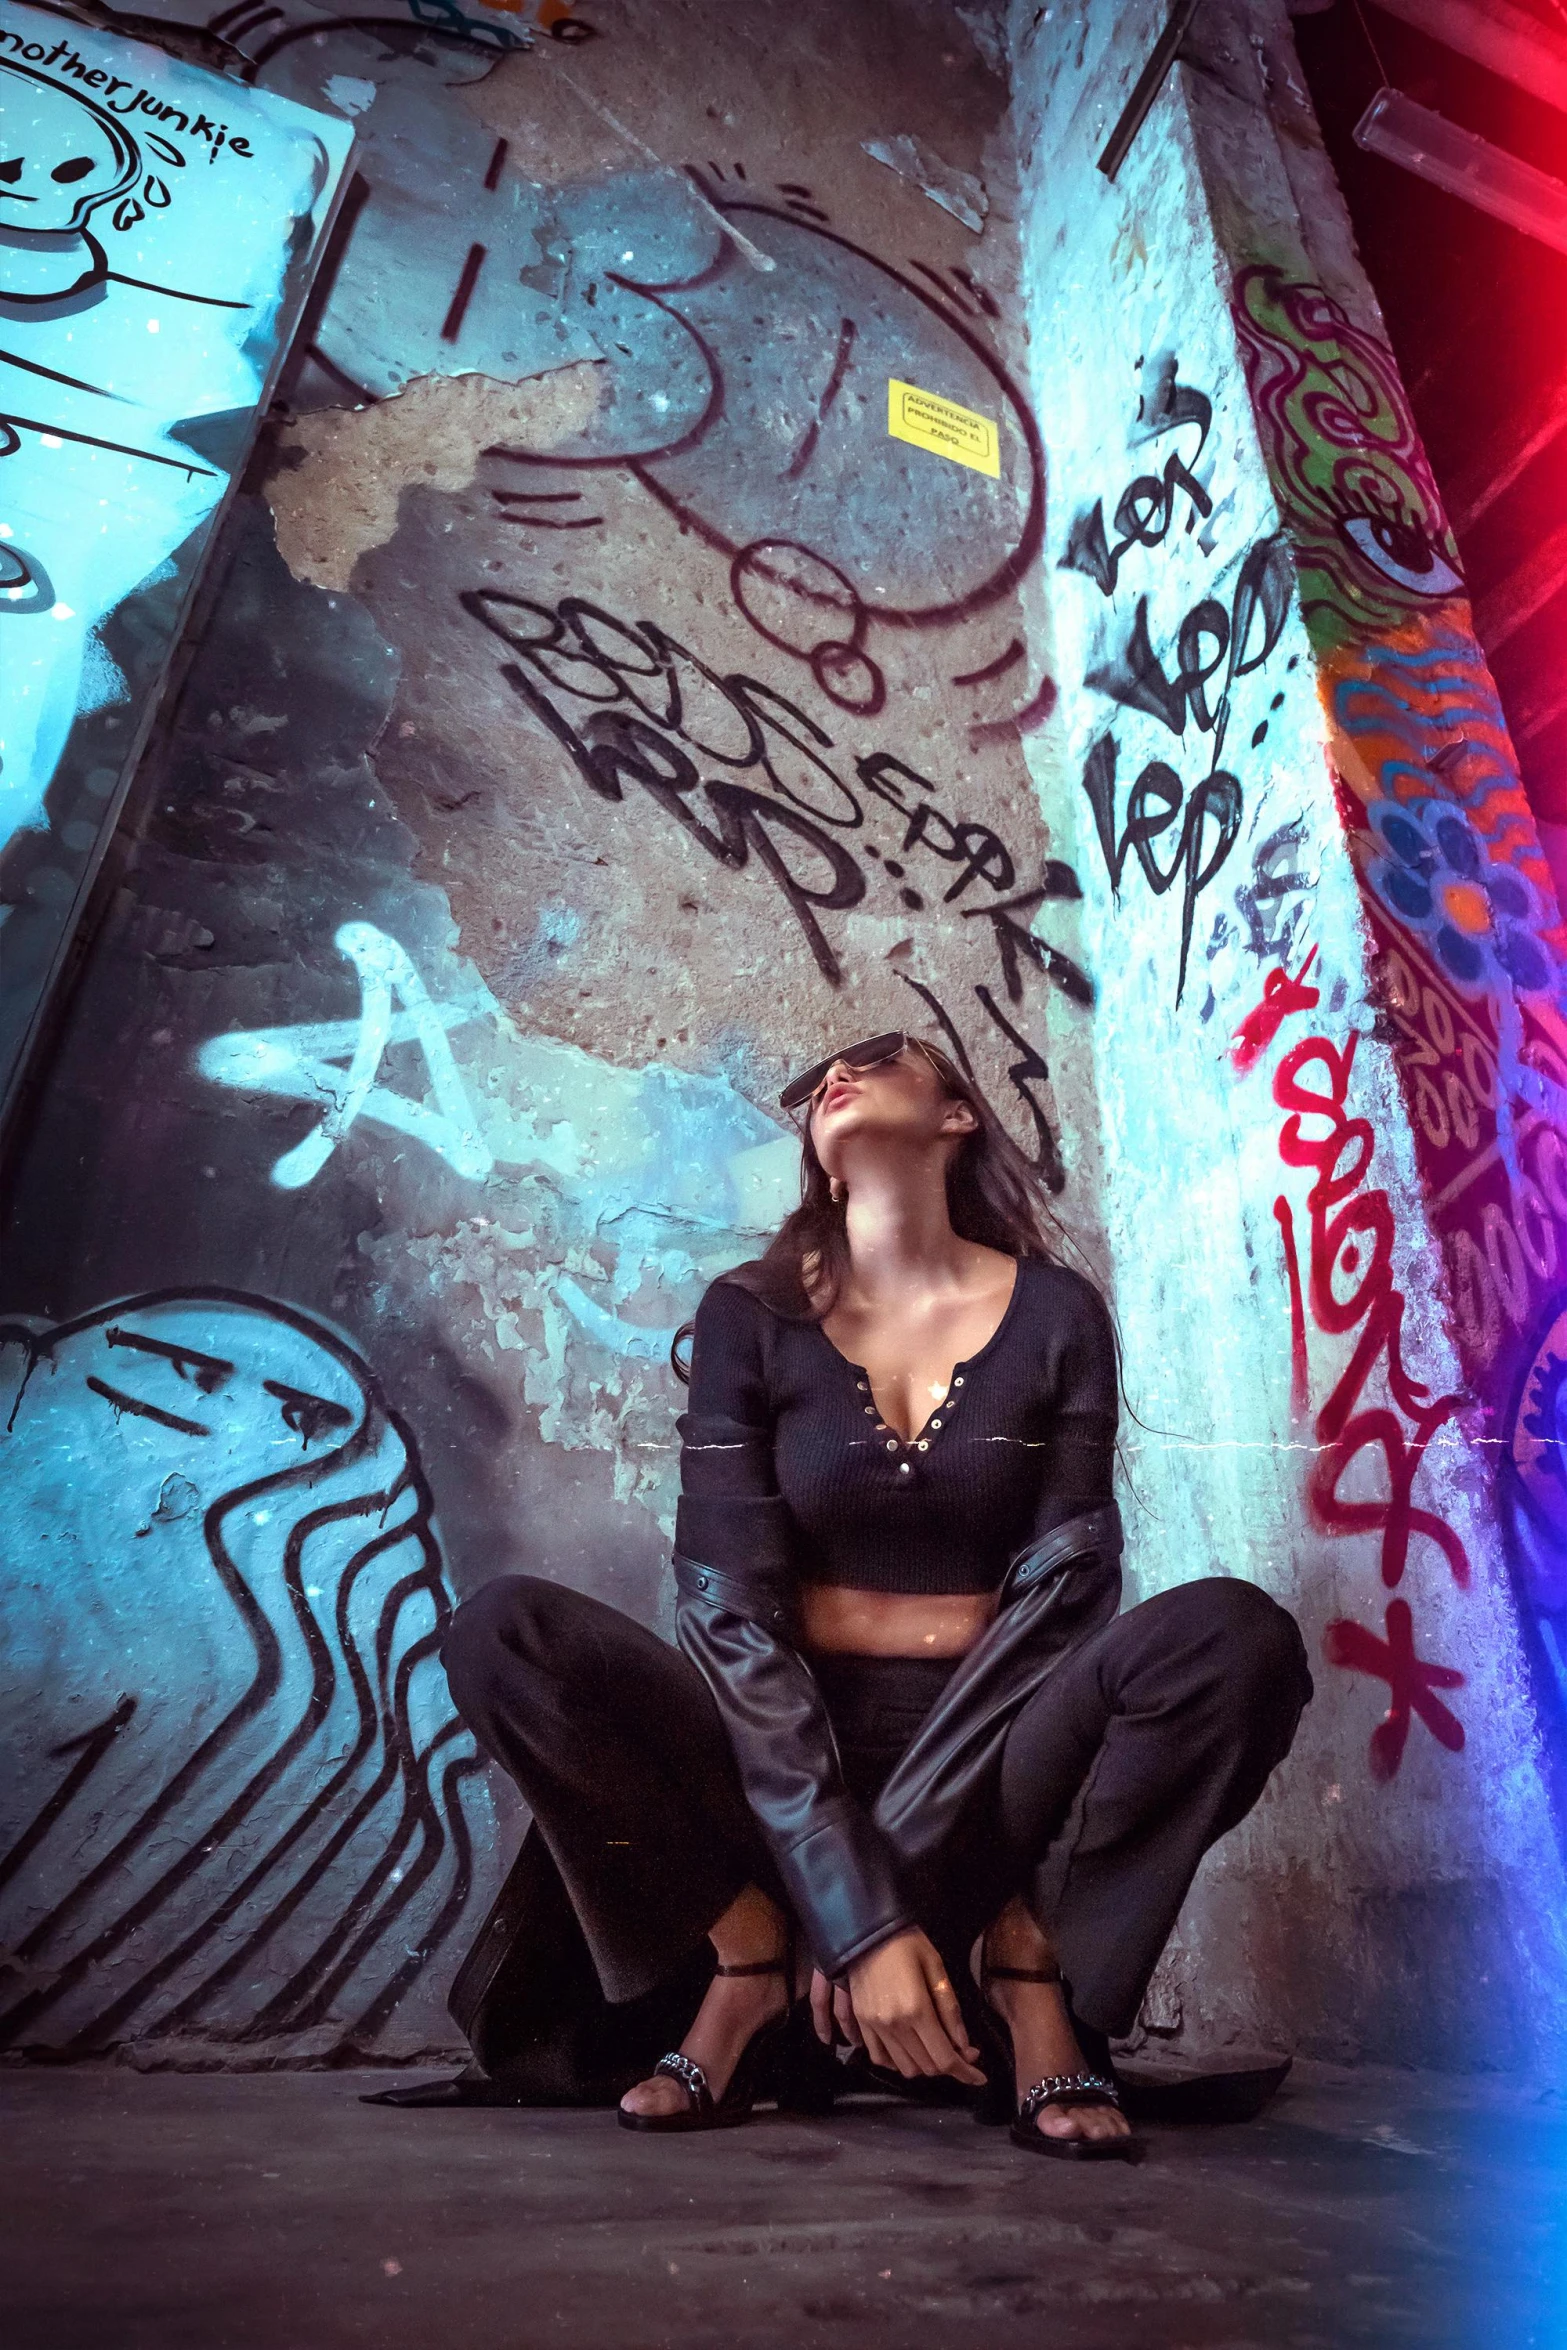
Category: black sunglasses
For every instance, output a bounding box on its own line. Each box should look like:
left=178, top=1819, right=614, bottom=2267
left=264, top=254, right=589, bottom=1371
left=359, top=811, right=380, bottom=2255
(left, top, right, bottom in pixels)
left=778, top=1031, right=945, bottom=1114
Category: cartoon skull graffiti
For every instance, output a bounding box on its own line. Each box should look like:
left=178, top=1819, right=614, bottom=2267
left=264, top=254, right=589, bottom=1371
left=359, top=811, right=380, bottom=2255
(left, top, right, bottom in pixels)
left=0, top=60, right=149, bottom=307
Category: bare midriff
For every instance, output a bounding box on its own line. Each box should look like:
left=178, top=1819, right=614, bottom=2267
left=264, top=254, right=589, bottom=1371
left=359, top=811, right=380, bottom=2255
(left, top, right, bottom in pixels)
left=801, top=1584, right=998, bottom=1658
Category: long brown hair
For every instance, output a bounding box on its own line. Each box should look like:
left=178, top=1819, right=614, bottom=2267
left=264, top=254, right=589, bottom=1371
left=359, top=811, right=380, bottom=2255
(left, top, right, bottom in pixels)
left=671, top=1042, right=1073, bottom=1381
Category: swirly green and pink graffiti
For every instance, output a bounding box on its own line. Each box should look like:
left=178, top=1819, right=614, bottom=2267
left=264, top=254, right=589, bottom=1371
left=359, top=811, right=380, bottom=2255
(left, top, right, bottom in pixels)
left=1231, top=267, right=1464, bottom=646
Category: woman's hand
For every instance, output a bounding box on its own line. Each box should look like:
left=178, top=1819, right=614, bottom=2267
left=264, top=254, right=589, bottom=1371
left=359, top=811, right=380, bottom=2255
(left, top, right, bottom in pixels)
left=844, top=1929, right=985, bottom=2084
left=810, top=1967, right=863, bottom=2050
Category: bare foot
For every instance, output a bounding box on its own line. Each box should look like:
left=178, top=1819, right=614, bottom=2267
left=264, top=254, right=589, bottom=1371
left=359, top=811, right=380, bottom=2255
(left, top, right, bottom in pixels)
left=619, top=1886, right=791, bottom=2121
left=980, top=1898, right=1131, bottom=2149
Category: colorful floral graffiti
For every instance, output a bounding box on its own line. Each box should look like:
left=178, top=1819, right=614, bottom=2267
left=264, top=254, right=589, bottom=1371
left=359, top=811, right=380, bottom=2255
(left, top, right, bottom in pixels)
left=1326, top=630, right=1567, bottom=1008
left=1234, top=263, right=1567, bottom=1809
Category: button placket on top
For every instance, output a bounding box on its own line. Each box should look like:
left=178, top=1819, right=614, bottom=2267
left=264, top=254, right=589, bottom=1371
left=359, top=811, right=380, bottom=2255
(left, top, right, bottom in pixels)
left=853, top=1367, right=966, bottom=1474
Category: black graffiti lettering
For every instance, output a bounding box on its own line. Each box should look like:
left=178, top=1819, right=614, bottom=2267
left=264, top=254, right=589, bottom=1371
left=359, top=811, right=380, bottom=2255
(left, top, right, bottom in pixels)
left=470, top=584, right=1090, bottom=1016
left=707, top=785, right=866, bottom=982
left=1126, top=763, right=1186, bottom=889
left=469, top=588, right=860, bottom=823
left=899, top=802, right=1016, bottom=901
left=462, top=587, right=562, bottom=655
left=891, top=969, right=977, bottom=1076
left=1211, top=532, right=1293, bottom=758
left=1173, top=774, right=1243, bottom=1001
left=1112, top=477, right=1169, bottom=549
left=558, top=595, right=666, bottom=688
left=576, top=712, right=864, bottom=982
left=558, top=597, right=694, bottom=736
left=498, top=662, right=624, bottom=801
left=892, top=969, right=1064, bottom=1186
left=1230, top=534, right=1295, bottom=678
left=1174, top=601, right=1231, bottom=733
left=1087, top=537, right=1290, bottom=757
left=1087, top=597, right=1197, bottom=736
left=963, top=882, right=1093, bottom=1009
left=855, top=751, right=923, bottom=813
left=583, top=711, right=734, bottom=854
left=463, top=588, right=624, bottom=705
left=1080, top=734, right=1241, bottom=1003
left=636, top=622, right=770, bottom=765
left=725, top=674, right=860, bottom=828
left=1082, top=736, right=1179, bottom=894
left=973, top=984, right=1065, bottom=1192
left=1061, top=371, right=1213, bottom=599
left=854, top=753, right=1030, bottom=904
left=1061, top=503, right=1117, bottom=599
left=1074, top=486, right=1292, bottom=1005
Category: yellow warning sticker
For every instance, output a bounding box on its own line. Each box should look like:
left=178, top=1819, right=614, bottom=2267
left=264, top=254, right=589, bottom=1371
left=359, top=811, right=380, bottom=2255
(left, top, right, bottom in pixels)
left=887, top=379, right=1001, bottom=478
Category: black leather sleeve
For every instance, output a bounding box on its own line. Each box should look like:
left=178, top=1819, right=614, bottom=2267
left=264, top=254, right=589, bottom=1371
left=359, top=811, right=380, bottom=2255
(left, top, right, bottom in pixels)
left=671, top=1283, right=913, bottom=1976
left=673, top=1555, right=914, bottom=1976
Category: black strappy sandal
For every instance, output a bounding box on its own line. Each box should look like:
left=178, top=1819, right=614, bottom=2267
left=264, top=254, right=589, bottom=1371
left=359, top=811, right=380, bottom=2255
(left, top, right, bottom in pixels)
left=976, top=1956, right=1144, bottom=2166
left=617, top=1949, right=797, bottom=2135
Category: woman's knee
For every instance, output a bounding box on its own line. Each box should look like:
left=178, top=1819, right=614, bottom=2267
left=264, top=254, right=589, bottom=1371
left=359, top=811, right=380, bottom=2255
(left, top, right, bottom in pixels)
left=1158, top=1576, right=1313, bottom=1710
left=1202, top=1579, right=1315, bottom=1710
left=441, top=1572, right=571, bottom=1713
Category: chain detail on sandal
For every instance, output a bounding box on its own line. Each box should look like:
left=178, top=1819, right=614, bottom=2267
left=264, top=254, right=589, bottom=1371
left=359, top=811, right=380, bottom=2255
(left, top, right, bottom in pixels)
left=1018, top=2072, right=1120, bottom=2118
left=1011, top=2067, right=1141, bottom=2160
left=618, top=1941, right=798, bottom=2135
left=975, top=1948, right=1144, bottom=2164
left=648, top=2050, right=713, bottom=2120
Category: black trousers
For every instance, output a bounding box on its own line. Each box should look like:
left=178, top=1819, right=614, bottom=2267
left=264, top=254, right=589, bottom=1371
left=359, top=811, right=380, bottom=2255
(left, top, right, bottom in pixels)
left=442, top=1573, right=1311, bottom=2090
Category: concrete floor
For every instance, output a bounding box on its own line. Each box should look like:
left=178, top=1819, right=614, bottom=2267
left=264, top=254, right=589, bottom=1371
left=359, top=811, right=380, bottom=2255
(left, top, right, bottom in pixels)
left=2, top=2060, right=1562, bottom=2349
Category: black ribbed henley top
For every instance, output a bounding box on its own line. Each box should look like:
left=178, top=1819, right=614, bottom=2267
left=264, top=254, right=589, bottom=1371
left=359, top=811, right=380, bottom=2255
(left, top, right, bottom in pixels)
left=674, top=1256, right=1118, bottom=1597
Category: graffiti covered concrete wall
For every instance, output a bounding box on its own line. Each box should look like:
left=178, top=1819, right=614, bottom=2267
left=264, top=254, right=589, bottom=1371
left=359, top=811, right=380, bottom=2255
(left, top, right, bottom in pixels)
left=1011, top=0, right=1567, bottom=2065
left=0, top=0, right=1101, bottom=2062
left=8, top=0, right=1565, bottom=2075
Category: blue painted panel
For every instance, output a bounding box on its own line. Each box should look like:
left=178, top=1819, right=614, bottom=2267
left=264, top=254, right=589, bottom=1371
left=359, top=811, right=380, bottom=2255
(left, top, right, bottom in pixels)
left=0, top=0, right=353, bottom=1116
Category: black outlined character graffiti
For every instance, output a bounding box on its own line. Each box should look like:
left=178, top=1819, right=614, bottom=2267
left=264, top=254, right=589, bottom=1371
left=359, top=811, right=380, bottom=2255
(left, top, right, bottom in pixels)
left=486, top=182, right=1046, bottom=721
left=0, top=1290, right=496, bottom=2057
left=0, top=61, right=154, bottom=310
left=0, top=51, right=258, bottom=856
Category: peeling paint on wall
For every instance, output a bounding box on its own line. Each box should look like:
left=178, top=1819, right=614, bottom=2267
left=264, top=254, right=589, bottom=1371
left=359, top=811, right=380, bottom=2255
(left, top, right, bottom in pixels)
left=267, top=364, right=600, bottom=591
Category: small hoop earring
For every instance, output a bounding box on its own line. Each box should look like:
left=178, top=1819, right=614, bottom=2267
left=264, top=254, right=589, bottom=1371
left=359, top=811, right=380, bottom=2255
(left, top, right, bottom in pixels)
left=829, top=1177, right=846, bottom=1205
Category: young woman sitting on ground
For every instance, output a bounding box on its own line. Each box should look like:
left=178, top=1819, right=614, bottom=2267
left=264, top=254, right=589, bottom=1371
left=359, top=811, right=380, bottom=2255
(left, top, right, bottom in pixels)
left=440, top=1031, right=1311, bottom=2161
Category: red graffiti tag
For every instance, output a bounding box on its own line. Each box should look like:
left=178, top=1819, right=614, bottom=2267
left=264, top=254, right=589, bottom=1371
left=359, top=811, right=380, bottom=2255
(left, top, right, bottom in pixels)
left=1231, top=946, right=1319, bottom=1075
left=1274, top=1192, right=1310, bottom=1419
left=1273, top=1030, right=1472, bottom=1597
left=1323, top=1602, right=1466, bottom=1781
